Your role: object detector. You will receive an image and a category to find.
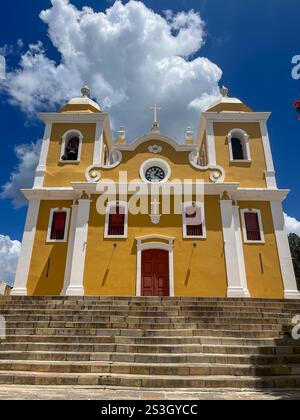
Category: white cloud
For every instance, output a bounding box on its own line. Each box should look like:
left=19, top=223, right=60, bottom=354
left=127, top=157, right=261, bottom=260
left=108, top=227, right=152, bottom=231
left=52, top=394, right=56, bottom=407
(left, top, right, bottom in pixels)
left=1, top=140, right=41, bottom=208
left=0, top=235, right=21, bottom=285
left=285, top=213, right=300, bottom=237
left=1, top=0, right=222, bottom=140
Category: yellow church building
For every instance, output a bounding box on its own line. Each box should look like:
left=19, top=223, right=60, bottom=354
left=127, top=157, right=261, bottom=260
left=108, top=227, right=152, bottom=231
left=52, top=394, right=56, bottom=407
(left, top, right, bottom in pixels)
left=11, top=85, right=300, bottom=299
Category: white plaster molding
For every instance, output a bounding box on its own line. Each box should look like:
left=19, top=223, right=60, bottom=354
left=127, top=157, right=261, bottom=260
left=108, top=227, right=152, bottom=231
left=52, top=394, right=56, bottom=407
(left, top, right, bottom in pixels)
left=65, top=199, right=91, bottom=297
left=260, top=121, right=277, bottom=189
left=227, top=128, right=251, bottom=162
left=202, top=112, right=271, bottom=122
left=240, top=208, right=265, bottom=244
left=11, top=199, right=40, bottom=296
left=188, top=150, right=225, bottom=183
left=148, top=145, right=163, bottom=154
left=233, top=206, right=250, bottom=297
left=34, top=123, right=52, bottom=189
left=136, top=236, right=175, bottom=297
left=220, top=200, right=250, bottom=298
left=182, top=201, right=207, bottom=239
left=46, top=207, right=71, bottom=243
left=118, top=132, right=194, bottom=152
left=270, top=201, right=300, bottom=299
left=139, top=158, right=171, bottom=184
left=61, top=204, right=78, bottom=296
left=104, top=201, right=128, bottom=239
left=60, top=129, right=83, bottom=163
left=93, top=122, right=104, bottom=165
left=206, top=120, right=217, bottom=166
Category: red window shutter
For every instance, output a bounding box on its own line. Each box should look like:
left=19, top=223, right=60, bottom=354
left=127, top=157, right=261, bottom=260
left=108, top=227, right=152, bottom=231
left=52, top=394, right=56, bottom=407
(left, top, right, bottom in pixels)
left=245, top=212, right=261, bottom=241
left=108, top=206, right=125, bottom=236
left=185, top=207, right=203, bottom=237
left=50, top=211, right=67, bottom=240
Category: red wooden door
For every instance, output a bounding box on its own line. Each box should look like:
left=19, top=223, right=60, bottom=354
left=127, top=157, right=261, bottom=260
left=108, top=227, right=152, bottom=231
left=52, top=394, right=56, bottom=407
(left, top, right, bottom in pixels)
left=141, top=250, right=170, bottom=296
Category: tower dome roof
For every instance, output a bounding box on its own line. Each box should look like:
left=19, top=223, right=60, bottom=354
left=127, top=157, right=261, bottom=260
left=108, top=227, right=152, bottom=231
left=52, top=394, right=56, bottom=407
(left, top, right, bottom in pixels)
left=60, top=85, right=101, bottom=113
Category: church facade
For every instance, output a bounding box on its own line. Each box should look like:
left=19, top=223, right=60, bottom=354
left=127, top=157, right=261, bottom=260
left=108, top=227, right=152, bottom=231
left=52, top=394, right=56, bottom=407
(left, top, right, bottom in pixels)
left=12, top=86, right=300, bottom=299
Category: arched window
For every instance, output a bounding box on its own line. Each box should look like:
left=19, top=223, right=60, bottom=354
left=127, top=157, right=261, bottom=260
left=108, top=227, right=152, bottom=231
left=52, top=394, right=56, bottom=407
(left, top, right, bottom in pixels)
left=183, top=202, right=206, bottom=239
left=60, top=130, right=83, bottom=162
left=228, top=129, right=251, bottom=162
left=46, top=208, right=71, bottom=243
left=104, top=201, right=128, bottom=239
left=231, top=137, right=244, bottom=160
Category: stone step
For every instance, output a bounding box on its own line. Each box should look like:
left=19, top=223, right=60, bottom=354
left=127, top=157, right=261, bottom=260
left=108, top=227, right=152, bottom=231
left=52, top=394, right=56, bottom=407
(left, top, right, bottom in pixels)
left=4, top=327, right=285, bottom=339
left=1, top=351, right=300, bottom=365
left=0, top=371, right=299, bottom=388
left=0, top=360, right=299, bottom=377
left=2, top=315, right=292, bottom=325
left=5, top=334, right=297, bottom=346
left=1, top=342, right=300, bottom=355
left=2, top=321, right=288, bottom=331
left=1, top=309, right=293, bottom=320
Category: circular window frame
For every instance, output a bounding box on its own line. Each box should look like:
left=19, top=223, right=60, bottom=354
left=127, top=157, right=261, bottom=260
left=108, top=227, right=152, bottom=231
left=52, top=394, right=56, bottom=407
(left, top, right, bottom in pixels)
left=140, top=158, right=171, bottom=184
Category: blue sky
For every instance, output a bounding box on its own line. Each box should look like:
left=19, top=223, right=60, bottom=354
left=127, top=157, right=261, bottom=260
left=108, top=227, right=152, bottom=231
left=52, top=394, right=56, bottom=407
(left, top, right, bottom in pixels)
left=0, top=0, right=299, bottom=274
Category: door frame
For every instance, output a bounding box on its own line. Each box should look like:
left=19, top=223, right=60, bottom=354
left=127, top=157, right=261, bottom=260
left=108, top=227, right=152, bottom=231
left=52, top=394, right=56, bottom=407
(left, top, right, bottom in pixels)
left=136, top=235, right=175, bottom=297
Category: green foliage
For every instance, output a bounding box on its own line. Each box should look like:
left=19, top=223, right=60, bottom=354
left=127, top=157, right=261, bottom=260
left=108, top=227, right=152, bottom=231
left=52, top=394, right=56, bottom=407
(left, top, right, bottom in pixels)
left=289, top=233, right=300, bottom=289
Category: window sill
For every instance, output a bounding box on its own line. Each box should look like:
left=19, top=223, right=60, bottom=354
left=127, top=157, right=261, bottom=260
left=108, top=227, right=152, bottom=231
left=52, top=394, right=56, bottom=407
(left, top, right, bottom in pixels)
left=183, top=235, right=207, bottom=240
left=59, top=160, right=81, bottom=165
left=46, top=240, right=68, bottom=244
left=104, top=235, right=128, bottom=239
left=230, top=159, right=252, bottom=164
left=243, top=240, right=265, bottom=244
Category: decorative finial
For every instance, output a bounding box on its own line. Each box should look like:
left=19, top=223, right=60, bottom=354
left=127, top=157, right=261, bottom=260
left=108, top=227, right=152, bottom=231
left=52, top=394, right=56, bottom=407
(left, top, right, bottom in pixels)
left=150, top=104, right=162, bottom=132
left=81, top=85, right=91, bottom=98
left=118, top=127, right=126, bottom=140
left=220, top=86, right=229, bottom=97
left=185, top=127, right=193, bottom=141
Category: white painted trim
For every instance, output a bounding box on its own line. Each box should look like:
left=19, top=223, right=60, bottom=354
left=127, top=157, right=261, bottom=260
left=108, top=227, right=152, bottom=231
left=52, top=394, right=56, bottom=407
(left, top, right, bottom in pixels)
left=270, top=201, right=300, bottom=299
left=11, top=199, right=40, bottom=296
left=240, top=208, right=265, bottom=244
left=227, top=128, right=251, bottom=162
left=136, top=236, right=175, bottom=297
left=65, top=199, right=91, bottom=296
left=34, top=123, right=52, bottom=189
left=136, top=234, right=176, bottom=242
left=182, top=201, right=207, bottom=239
left=206, top=120, right=217, bottom=166
left=140, top=158, right=171, bottom=184
left=61, top=204, right=78, bottom=296
left=60, top=129, right=83, bottom=163
left=46, top=208, right=71, bottom=243
left=233, top=206, right=250, bottom=298
left=118, top=132, right=194, bottom=152
left=260, top=121, right=277, bottom=189
left=202, top=112, right=271, bottom=122
left=104, top=201, right=128, bottom=239
left=93, top=122, right=104, bottom=165
left=220, top=200, right=250, bottom=298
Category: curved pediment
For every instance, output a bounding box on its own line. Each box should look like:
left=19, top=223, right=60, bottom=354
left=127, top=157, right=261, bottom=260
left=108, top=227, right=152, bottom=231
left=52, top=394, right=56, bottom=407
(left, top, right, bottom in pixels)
left=117, top=132, right=194, bottom=152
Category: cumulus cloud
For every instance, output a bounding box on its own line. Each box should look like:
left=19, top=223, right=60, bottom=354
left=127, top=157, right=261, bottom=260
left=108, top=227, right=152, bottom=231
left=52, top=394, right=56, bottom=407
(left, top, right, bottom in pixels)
left=0, top=235, right=21, bottom=285
left=1, top=140, right=41, bottom=208
left=285, top=213, right=300, bottom=237
left=0, top=0, right=222, bottom=140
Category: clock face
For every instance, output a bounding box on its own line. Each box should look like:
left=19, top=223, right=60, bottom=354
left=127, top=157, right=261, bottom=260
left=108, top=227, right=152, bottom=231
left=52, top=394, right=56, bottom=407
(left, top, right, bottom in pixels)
left=145, top=166, right=166, bottom=183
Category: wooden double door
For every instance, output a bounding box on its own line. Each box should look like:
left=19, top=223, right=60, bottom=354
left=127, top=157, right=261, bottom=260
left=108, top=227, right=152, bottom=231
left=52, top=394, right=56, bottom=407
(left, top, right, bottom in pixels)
left=141, top=249, right=170, bottom=296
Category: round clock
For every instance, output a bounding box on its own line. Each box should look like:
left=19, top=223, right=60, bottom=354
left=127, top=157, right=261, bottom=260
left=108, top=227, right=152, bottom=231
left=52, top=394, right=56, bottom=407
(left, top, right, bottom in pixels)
left=145, top=166, right=166, bottom=183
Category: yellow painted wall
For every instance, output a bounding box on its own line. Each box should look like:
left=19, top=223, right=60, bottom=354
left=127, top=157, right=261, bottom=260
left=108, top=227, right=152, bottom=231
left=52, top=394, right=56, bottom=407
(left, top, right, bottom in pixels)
left=213, top=122, right=267, bottom=188
left=44, top=123, right=96, bottom=187
left=83, top=195, right=227, bottom=297
left=239, top=201, right=284, bottom=298
left=100, top=140, right=213, bottom=183
left=27, top=200, right=72, bottom=296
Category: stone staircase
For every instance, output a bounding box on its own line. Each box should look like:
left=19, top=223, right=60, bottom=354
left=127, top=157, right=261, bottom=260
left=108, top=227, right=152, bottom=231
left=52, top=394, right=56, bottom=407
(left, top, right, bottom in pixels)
left=0, top=297, right=300, bottom=389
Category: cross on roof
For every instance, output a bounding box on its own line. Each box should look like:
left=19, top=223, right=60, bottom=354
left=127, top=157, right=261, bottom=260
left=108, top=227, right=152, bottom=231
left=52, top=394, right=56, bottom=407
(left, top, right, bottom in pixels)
left=150, top=104, right=162, bottom=131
